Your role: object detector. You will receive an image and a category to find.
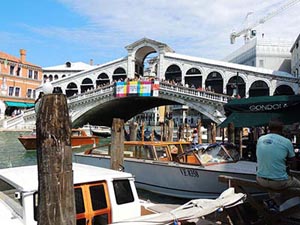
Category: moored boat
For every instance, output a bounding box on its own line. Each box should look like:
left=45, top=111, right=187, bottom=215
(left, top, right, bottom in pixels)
left=18, top=129, right=99, bottom=150
left=82, top=124, right=111, bottom=137
left=0, top=163, right=246, bottom=225
left=74, top=141, right=261, bottom=199
left=0, top=163, right=143, bottom=225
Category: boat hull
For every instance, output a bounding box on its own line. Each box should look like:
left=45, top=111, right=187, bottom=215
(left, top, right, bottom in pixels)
left=18, top=136, right=99, bottom=150
left=75, top=154, right=259, bottom=199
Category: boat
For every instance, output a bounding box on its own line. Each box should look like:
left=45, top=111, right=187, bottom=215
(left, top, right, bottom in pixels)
left=18, top=129, right=99, bottom=150
left=82, top=124, right=111, bottom=137
left=74, top=141, right=260, bottom=199
left=0, top=163, right=247, bottom=225
left=0, top=163, right=143, bottom=225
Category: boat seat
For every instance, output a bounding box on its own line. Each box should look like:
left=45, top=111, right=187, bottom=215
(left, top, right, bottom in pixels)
left=158, top=157, right=169, bottom=161
left=186, top=155, right=199, bottom=164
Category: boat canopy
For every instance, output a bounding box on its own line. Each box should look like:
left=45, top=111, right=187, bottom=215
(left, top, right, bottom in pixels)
left=219, top=95, right=300, bottom=128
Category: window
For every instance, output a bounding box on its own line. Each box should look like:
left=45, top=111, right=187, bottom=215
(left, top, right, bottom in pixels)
left=113, top=180, right=134, bottom=204
left=8, top=87, right=14, bottom=96
left=28, top=70, right=33, bottom=79
left=0, top=178, right=22, bottom=218
left=27, top=89, right=32, bottom=98
left=33, top=90, right=36, bottom=99
left=90, top=185, right=107, bottom=210
left=75, top=188, right=85, bottom=214
left=10, top=65, right=15, bottom=75
left=259, top=59, right=264, bottom=67
left=16, top=67, right=21, bottom=76
left=34, top=71, right=38, bottom=80
left=15, top=87, right=20, bottom=97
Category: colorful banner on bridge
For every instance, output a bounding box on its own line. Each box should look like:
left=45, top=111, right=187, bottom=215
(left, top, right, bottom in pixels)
left=114, top=80, right=159, bottom=97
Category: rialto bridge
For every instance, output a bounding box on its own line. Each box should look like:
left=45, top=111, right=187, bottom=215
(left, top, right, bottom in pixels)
left=3, top=38, right=300, bottom=129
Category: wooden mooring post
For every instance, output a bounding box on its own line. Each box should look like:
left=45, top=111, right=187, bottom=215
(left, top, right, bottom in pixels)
left=129, top=121, right=138, bottom=141
left=36, top=93, right=75, bottom=225
left=110, top=118, right=124, bottom=171
left=197, top=119, right=202, bottom=144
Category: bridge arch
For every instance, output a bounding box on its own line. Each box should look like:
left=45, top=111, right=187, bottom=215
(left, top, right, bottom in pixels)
left=165, top=64, right=182, bottom=83
left=273, top=84, right=294, bottom=95
left=205, top=71, right=223, bottom=94
left=249, top=80, right=270, bottom=97
left=96, top=73, right=110, bottom=87
left=184, top=67, right=202, bottom=89
left=226, top=75, right=246, bottom=97
left=80, top=78, right=94, bottom=93
left=66, top=82, right=79, bottom=97
left=113, top=67, right=127, bottom=81
left=134, top=46, right=158, bottom=78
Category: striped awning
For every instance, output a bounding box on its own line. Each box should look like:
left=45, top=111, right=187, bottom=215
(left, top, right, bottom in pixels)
left=5, top=101, right=35, bottom=108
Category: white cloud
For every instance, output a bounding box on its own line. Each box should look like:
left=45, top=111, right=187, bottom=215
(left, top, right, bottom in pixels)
left=24, top=0, right=300, bottom=63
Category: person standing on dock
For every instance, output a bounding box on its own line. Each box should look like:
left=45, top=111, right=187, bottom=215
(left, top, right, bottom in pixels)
left=256, top=119, right=300, bottom=209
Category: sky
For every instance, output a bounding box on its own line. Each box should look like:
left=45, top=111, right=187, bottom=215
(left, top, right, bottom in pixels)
left=1, top=0, right=300, bottom=67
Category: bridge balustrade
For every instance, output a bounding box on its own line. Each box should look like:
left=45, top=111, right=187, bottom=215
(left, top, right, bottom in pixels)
left=68, top=84, right=115, bottom=103
left=159, top=82, right=231, bottom=103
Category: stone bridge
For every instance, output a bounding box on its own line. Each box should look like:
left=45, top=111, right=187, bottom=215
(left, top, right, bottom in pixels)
left=4, top=82, right=230, bottom=129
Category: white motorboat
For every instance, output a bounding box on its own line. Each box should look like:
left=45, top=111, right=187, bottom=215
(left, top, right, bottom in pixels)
left=74, top=141, right=261, bottom=199
left=0, top=163, right=143, bottom=225
left=82, top=124, right=111, bottom=137
left=0, top=163, right=247, bottom=225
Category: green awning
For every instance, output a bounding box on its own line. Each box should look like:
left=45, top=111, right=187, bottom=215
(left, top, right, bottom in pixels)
left=219, top=112, right=299, bottom=128
left=219, top=95, right=300, bottom=128
left=5, top=101, right=34, bottom=108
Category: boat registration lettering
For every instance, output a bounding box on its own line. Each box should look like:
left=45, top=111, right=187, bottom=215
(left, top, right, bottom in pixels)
left=179, top=168, right=199, bottom=178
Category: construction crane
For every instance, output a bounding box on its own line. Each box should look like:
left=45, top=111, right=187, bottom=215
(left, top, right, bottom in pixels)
left=230, top=0, right=300, bottom=44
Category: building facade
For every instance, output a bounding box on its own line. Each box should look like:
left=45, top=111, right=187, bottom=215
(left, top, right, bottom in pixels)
left=0, top=49, right=42, bottom=119
left=291, top=34, right=300, bottom=78
left=43, top=61, right=95, bottom=83
left=224, top=37, right=293, bottom=74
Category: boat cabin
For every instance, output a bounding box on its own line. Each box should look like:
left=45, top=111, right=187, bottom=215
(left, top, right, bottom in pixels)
left=85, top=141, right=240, bottom=167
left=0, top=163, right=141, bottom=225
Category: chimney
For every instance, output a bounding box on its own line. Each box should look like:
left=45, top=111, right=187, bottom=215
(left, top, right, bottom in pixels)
left=20, top=49, right=26, bottom=62
left=89, top=59, right=94, bottom=66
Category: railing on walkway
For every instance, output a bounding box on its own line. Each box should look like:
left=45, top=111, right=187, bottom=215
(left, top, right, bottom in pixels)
left=68, top=84, right=114, bottom=103
left=159, top=82, right=231, bottom=103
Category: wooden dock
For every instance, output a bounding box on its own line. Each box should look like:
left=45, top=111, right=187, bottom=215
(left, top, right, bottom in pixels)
left=218, top=175, right=300, bottom=225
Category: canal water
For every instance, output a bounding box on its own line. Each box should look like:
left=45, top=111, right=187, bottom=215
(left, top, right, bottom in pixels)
left=0, top=131, right=186, bottom=204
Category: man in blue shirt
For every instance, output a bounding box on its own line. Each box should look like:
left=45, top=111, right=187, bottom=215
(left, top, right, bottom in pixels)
left=256, top=119, right=300, bottom=208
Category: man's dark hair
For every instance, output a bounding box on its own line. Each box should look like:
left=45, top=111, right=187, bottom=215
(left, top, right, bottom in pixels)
left=269, top=118, right=283, bottom=134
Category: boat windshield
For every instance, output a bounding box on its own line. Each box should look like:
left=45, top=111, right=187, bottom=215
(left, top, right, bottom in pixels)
left=197, top=143, right=240, bottom=165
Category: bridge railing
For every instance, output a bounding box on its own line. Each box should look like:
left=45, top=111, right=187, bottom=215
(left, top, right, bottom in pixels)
left=68, top=84, right=114, bottom=103
left=159, top=82, right=231, bottom=103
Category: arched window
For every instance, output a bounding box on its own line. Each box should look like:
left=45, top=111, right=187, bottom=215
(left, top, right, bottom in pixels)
left=185, top=68, right=202, bottom=89
left=112, top=67, right=127, bottom=81
left=226, top=75, right=246, bottom=97
left=274, top=85, right=294, bottom=96
left=66, top=82, right=78, bottom=97
left=165, top=65, right=182, bottom=83
left=80, top=78, right=94, bottom=93
left=205, top=72, right=223, bottom=94
left=249, top=80, right=269, bottom=97
left=96, top=73, right=110, bottom=87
